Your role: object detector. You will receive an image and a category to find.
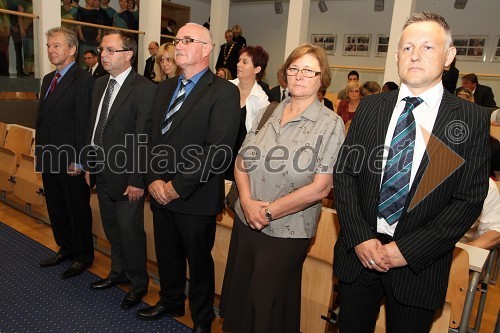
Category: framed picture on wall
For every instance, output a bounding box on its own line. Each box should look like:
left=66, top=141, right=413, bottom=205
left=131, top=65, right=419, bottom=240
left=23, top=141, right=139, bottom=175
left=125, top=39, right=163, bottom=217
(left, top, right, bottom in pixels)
left=453, top=35, right=488, bottom=61
left=492, top=36, right=500, bottom=62
left=375, top=34, right=389, bottom=57
left=311, top=34, right=337, bottom=55
left=343, top=34, right=371, bottom=56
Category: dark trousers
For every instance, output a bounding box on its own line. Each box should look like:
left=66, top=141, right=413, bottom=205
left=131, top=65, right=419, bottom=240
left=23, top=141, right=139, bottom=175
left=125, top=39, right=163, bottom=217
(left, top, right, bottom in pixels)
left=95, top=173, right=148, bottom=293
left=338, top=269, right=436, bottom=333
left=42, top=173, right=93, bottom=264
left=152, top=207, right=216, bottom=328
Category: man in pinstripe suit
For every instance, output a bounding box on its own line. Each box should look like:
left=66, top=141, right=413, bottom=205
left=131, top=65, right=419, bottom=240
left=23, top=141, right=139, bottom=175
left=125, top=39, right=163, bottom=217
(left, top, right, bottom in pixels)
left=334, top=12, right=490, bottom=332
left=36, top=27, right=94, bottom=279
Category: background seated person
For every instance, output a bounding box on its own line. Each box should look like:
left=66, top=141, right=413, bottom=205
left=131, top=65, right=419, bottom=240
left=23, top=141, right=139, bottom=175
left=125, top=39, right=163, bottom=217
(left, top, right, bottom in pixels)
left=460, top=178, right=500, bottom=250
left=361, top=81, right=381, bottom=97
left=336, top=81, right=362, bottom=124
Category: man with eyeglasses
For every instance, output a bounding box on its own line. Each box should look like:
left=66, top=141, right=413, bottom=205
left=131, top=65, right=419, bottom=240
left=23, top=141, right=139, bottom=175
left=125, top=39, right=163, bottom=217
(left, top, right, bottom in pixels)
left=143, top=41, right=159, bottom=82
left=137, top=23, right=240, bottom=333
left=85, top=30, right=155, bottom=310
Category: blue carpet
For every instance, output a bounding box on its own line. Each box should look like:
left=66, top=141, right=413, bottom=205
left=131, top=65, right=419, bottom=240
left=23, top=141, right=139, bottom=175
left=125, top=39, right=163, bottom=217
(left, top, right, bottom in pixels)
left=0, top=222, right=191, bottom=333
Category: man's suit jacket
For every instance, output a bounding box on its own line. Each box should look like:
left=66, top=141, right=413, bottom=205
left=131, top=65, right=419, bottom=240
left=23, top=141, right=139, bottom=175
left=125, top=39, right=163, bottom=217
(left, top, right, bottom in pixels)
left=145, top=70, right=241, bottom=216
left=323, top=97, right=334, bottom=111
left=333, top=90, right=490, bottom=310
left=91, top=63, right=107, bottom=78
left=35, top=62, right=94, bottom=174
left=87, top=69, right=155, bottom=200
left=473, top=84, right=497, bottom=109
left=215, top=42, right=241, bottom=80
left=143, top=56, right=155, bottom=81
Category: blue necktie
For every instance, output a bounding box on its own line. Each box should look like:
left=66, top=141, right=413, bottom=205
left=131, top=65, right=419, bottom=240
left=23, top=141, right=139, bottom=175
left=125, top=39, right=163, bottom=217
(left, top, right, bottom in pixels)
left=161, top=79, right=190, bottom=135
left=378, top=96, right=423, bottom=225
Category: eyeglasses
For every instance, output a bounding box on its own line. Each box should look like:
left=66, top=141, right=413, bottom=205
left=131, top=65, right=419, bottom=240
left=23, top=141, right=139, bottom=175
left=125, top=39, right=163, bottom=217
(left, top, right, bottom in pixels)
left=172, top=38, right=208, bottom=46
left=286, top=67, right=321, bottom=78
left=97, top=46, right=130, bottom=55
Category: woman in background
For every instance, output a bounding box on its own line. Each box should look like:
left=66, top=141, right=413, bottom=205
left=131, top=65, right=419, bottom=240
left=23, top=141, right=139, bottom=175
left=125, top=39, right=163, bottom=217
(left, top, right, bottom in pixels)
left=153, top=43, right=181, bottom=83
left=225, top=45, right=270, bottom=181
left=336, top=81, right=362, bottom=124
left=216, top=67, right=232, bottom=80
left=220, top=43, right=345, bottom=333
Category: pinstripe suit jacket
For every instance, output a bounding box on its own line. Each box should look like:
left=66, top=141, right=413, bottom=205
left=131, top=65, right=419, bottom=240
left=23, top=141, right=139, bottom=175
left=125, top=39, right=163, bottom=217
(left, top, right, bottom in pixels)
left=35, top=62, right=94, bottom=173
left=333, top=89, right=490, bottom=310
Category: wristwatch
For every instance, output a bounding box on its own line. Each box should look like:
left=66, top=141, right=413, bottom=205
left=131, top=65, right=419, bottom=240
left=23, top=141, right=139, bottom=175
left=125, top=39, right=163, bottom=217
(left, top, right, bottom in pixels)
left=265, top=208, right=273, bottom=222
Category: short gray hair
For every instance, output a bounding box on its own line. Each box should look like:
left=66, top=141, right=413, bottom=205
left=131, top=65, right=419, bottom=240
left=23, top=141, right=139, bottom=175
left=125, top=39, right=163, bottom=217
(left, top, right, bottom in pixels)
left=46, top=27, right=79, bottom=54
left=403, top=11, right=453, bottom=49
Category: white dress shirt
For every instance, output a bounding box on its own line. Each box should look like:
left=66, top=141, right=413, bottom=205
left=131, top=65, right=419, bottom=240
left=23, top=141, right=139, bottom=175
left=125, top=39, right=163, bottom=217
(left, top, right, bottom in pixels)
left=230, top=78, right=270, bottom=131
left=91, top=67, right=132, bottom=146
left=377, top=82, right=443, bottom=236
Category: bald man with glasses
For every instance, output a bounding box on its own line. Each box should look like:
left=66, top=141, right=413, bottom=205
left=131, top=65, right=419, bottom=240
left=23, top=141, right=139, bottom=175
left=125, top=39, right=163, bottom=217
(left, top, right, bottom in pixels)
left=137, top=23, right=240, bottom=333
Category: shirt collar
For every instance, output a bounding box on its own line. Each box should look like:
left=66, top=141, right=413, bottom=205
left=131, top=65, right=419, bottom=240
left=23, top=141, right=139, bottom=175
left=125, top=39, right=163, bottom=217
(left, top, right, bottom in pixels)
left=110, top=66, right=132, bottom=86
left=398, top=81, right=443, bottom=112
left=57, top=61, right=75, bottom=77
left=180, top=67, right=208, bottom=85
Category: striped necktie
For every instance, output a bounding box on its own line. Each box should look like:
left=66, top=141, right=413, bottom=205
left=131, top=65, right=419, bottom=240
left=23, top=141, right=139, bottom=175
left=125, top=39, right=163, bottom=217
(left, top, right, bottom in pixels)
left=93, top=79, right=117, bottom=150
left=161, top=78, right=190, bottom=135
left=378, top=96, right=423, bottom=225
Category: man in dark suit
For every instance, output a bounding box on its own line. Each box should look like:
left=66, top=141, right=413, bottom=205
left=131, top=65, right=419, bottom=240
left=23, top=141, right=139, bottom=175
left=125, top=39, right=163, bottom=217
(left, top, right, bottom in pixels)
left=459, top=73, right=497, bottom=109
left=83, top=49, right=106, bottom=77
left=334, top=12, right=490, bottom=332
left=215, top=30, right=240, bottom=80
left=85, top=30, right=155, bottom=309
left=136, top=23, right=240, bottom=333
left=143, top=41, right=158, bottom=82
left=318, top=87, right=334, bottom=111
left=35, top=27, right=94, bottom=279
left=268, top=72, right=289, bottom=103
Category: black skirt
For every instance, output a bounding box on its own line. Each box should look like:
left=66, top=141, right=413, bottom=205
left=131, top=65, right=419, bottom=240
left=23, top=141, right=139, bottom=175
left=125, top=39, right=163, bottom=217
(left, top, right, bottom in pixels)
left=220, top=215, right=311, bottom=333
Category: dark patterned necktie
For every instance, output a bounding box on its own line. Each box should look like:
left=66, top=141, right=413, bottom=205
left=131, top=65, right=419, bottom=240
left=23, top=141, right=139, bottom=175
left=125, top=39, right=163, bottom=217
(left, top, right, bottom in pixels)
left=281, top=89, right=287, bottom=101
left=161, top=78, right=190, bottom=135
left=378, top=96, right=423, bottom=225
left=93, top=79, right=117, bottom=149
left=48, top=73, right=61, bottom=95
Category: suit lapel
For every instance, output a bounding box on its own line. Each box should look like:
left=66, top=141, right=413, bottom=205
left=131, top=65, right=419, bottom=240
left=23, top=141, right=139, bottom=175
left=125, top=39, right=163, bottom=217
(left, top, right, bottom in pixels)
left=396, top=91, right=461, bottom=235
left=163, top=70, right=214, bottom=141
left=106, top=70, right=136, bottom=123
left=41, top=62, right=78, bottom=114
left=374, top=91, right=399, bottom=188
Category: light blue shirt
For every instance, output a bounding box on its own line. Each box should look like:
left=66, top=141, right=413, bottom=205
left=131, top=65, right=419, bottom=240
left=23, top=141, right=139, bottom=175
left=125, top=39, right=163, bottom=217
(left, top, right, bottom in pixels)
left=167, top=68, right=209, bottom=110
left=44, top=61, right=75, bottom=100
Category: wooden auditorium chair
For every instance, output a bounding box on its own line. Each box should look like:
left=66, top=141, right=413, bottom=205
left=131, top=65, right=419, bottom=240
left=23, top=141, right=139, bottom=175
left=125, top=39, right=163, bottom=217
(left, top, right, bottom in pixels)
left=12, top=153, right=45, bottom=213
left=0, top=121, right=7, bottom=147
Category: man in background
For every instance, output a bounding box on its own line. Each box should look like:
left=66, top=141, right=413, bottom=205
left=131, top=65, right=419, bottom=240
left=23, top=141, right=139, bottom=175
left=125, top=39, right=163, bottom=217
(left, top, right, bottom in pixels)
left=337, top=70, right=359, bottom=100
left=83, top=49, right=106, bottom=77
left=143, top=41, right=158, bottom=82
left=36, top=27, right=94, bottom=279
left=459, top=73, right=497, bottom=109
left=215, top=30, right=240, bottom=80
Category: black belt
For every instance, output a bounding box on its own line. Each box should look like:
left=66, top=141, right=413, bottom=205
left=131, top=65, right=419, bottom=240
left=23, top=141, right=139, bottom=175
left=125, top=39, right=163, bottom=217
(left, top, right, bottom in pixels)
left=376, top=233, right=394, bottom=245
